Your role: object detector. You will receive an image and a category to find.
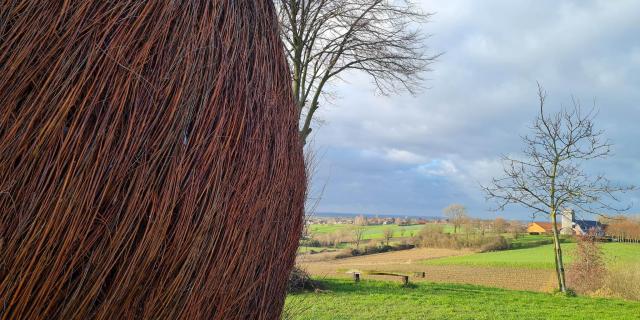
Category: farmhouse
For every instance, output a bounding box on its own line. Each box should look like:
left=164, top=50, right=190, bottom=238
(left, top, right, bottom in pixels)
left=560, top=209, right=605, bottom=236
left=527, top=210, right=605, bottom=236
left=527, top=222, right=553, bottom=235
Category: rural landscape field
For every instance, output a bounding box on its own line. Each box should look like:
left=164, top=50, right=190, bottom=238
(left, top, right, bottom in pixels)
left=286, top=218, right=640, bottom=319
left=279, top=0, right=640, bottom=319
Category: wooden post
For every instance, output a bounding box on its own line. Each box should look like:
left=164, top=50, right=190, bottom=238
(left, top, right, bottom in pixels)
left=402, top=275, right=409, bottom=286
left=353, top=273, right=360, bottom=283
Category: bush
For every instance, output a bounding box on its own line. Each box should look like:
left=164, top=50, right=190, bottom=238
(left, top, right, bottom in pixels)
left=334, top=243, right=415, bottom=259
left=553, top=288, right=577, bottom=297
left=566, top=236, right=606, bottom=294
left=416, top=224, right=511, bottom=251
left=287, top=266, right=320, bottom=293
left=479, top=236, right=509, bottom=252
left=300, top=238, right=322, bottom=247
left=416, top=226, right=459, bottom=249
left=308, top=248, right=328, bottom=255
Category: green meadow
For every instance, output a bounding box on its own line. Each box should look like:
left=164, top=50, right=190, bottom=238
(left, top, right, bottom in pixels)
left=422, top=243, right=640, bottom=269
left=285, top=279, right=640, bottom=320
left=308, top=223, right=452, bottom=240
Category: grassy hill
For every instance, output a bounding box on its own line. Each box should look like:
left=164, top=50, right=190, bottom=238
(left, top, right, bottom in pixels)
left=285, top=279, right=640, bottom=320
left=422, top=243, right=640, bottom=269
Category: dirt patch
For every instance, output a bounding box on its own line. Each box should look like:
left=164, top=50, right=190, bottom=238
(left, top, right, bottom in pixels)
left=298, top=248, right=556, bottom=292
left=298, top=248, right=467, bottom=265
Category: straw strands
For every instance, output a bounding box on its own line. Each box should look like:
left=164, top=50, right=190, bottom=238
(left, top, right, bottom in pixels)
left=0, top=1, right=305, bottom=319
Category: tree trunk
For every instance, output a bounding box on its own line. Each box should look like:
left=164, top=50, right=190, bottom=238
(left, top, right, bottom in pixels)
left=550, top=212, right=567, bottom=292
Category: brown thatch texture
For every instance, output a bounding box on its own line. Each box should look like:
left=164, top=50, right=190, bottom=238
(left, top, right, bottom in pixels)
left=0, top=1, right=305, bottom=319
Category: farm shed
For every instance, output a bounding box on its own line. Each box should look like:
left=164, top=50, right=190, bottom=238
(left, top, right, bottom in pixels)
left=527, top=222, right=553, bottom=235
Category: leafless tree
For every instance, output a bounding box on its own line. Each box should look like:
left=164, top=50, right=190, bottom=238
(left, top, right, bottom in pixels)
left=382, top=227, right=393, bottom=246
left=508, top=221, right=526, bottom=239
left=350, top=225, right=366, bottom=249
left=482, top=84, right=635, bottom=293
left=442, top=204, right=468, bottom=234
left=603, top=215, right=640, bottom=243
left=475, top=219, right=488, bottom=236
left=276, top=0, right=438, bottom=144
left=493, top=217, right=507, bottom=234
left=354, top=214, right=368, bottom=226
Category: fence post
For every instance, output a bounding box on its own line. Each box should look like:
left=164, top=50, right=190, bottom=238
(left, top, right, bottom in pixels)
left=402, top=275, right=409, bottom=286
left=353, top=272, right=360, bottom=283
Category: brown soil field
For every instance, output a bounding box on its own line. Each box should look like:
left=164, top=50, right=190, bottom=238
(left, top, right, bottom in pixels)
left=297, top=248, right=557, bottom=292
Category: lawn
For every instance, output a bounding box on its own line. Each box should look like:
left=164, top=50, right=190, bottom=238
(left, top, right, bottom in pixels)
left=307, top=224, right=350, bottom=234
left=506, top=234, right=558, bottom=248
left=423, top=243, right=640, bottom=270
left=308, top=223, right=453, bottom=240
left=285, top=279, right=640, bottom=320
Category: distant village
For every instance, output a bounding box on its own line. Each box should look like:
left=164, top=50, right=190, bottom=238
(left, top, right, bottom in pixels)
left=307, top=215, right=447, bottom=226
left=307, top=211, right=640, bottom=242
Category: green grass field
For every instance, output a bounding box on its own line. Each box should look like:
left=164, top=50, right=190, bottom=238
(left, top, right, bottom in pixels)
left=506, top=234, right=558, bottom=247
left=423, top=243, right=640, bottom=269
left=285, top=279, right=640, bottom=320
left=308, top=223, right=453, bottom=240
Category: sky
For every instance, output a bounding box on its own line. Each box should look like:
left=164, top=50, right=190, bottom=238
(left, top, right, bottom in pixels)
left=307, top=0, right=640, bottom=220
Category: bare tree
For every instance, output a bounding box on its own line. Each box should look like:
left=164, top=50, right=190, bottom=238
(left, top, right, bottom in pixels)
left=350, top=225, right=366, bottom=249
left=493, top=217, right=507, bottom=234
left=507, top=221, right=525, bottom=239
left=603, top=215, right=640, bottom=243
left=475, top=219, right=488, bottom=236
left=442, top=204, right=468, bottom=234
left=382, top=227, right=393, bottom=246
left=276, top=0, right=438, bottom=144
left=483, top=84, right=635, bottom=293
left=354, top=214, right=368, bottom=226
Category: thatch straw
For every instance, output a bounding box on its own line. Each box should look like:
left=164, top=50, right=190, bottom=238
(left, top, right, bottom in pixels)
left=0, top=1, right=305, bottom=319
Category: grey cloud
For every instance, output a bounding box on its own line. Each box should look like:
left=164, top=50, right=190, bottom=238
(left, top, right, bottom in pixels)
left=308, top=0, right=640, bottom=219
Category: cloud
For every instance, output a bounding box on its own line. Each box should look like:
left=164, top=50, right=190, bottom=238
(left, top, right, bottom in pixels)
left=417, top=159, right=458, bottom=177
left=308, top=0, right=640, bottom=219
left=384, top=149, right=427, bottom=164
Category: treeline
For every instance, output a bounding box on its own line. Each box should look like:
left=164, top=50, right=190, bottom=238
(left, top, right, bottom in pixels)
left=412, top=217, right=568, bottom=252
left=602, top=216, right=640, bottom=243
left=414, top=223, right=515, bottom=252
left=302, top=229, right=352, bottom=248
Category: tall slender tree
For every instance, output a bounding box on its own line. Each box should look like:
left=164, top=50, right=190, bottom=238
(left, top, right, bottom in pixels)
left=483, top=84, right=635, bottom=292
